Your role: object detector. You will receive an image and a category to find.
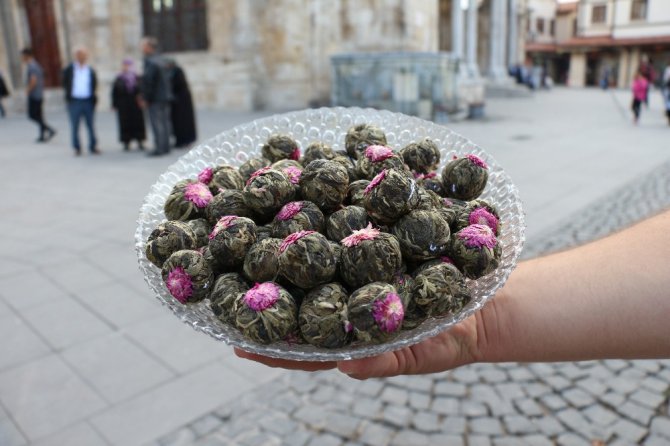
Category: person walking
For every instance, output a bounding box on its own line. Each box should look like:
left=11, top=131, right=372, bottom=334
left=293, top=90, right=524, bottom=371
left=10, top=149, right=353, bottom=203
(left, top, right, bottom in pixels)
left=20, top=48, right=56, bottom=142
left=140, top=37, right=172, bottom=157
left=0, top=71, right=9, bottom=117
left=111, top=58, right=146, bottom=151
left=662, top=61, right=670, bottom=126
left=167, top=59, right=197, bottom=148
left=63, top=46, right=100, bottom=156
left=631, top=71, right=648, bottom=125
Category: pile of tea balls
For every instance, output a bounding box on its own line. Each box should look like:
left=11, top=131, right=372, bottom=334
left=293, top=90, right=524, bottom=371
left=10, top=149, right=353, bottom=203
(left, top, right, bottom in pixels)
left=146, top=126, right=502, bottom=348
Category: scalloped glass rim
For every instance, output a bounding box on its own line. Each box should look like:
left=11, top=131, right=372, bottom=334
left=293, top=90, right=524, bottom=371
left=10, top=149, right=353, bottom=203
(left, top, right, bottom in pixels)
left=135, top=107, right=525, bottom=361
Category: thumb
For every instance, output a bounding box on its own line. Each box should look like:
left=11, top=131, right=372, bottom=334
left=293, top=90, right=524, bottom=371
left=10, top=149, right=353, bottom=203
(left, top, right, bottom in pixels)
left=337, top=352, right=400, bottom=379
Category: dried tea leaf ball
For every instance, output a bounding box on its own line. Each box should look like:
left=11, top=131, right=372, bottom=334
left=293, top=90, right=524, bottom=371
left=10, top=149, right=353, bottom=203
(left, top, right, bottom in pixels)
left=235, top=282, right=298, bottom=344
left=355, top=145, right=407, bottom=180
left=416, top=172, right=446, bottom=196
left=441, top=154, right=489, bottom=201
left=208, top=216, right=257, bottom=268
left=415, top=186, right=444, bottom=211
left=392, top=272, right=414, bottom=310
left=391, top=209, right=451, bottom=262
left=453, top=199, right=501, bottom=236
left=239, top=157, right=270, bottom=182
left=363, top=169, right=420, bottom=225
left=449, top=224, right=502, bottom=279
left=299, top=282, right=353, bottom=348
left=262, top=134, right=300, bottom=163
left=345, top=123, right=387, bottom=160
left=339, top=224, right=402, bottom=289
left=162, top=249, right=213, bottom=304
left=271, top=201, right=325, bottom=239
left=439, top=197, right=469, bottom=229
left=243, top=167, right=296, bottom=217
left=347, top=179, right=370, bottom=207
left=271, top=159, right=303, bottom=170
left=348, top=282, right=404, bottom=343
left=400, top=138, right=441, bottom=174
left=199, top=165, right=244, bottom=193
left=200, top=245, right=226, bottom=275
left=326, top=205, right=369, bottom=242
left=186, top=218, right=211, bottom=248
left=412, top=256, right=457, bottom=277
left=146, top=221, right=197, bottom=268
left=331, top=155, right=358, bottom=183
left=164, top=180, right=213, bottom=221
left=299, top=159, right=349, bottom=213
left=206, top=189, right=255, bottom=224
left=413, top=262, right=471, bottom=317
left=278, top=231, right=337, bottom=289
left=243, top=238, right=281, bottom=283
left=256, top=224, right=273, bottom=242
left=302, top=141, right=335, bottom=166
left=210, top=272, right=249, bottom=324
left=280, top=166, right=302, bottom=187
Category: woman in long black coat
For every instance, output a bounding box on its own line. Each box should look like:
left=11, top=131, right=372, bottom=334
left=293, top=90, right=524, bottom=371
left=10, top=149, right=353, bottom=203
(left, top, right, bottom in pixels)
left=168, top=61, right=197, bottom=148
left=111, top=59, right=146, bottom=151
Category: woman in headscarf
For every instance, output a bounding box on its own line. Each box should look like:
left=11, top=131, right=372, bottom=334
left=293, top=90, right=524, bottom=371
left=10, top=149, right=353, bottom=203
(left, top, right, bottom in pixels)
left=111, top=58, right=146, bottom=151
left=167, top=59, right=197, bottom=148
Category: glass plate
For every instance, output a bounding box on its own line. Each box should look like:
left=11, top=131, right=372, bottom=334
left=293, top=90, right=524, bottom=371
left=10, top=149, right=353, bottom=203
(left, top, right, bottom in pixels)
left=135, top=107, right=525, bottom=361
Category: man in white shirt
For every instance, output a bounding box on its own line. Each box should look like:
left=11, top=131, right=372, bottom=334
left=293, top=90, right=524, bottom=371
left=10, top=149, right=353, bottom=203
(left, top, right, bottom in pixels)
left=62, top=46, right=99, bottom=156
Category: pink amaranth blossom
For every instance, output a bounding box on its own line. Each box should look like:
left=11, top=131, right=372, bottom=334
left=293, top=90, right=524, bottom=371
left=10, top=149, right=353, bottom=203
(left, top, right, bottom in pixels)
left=457, top=224, right=498, bottom=249
left=443, top=198, right=454, bottom=207
left=289, top=147, right=301, bottom=161
left=423, top=172, right=437, bottom=179
left=279, top=230, right=315, bottom=253
left=276, top=201, right=304, bottom=221
left=466, top=154, right=488, bottom=169
left=440, top=256, right=455, bottom=264
left=246, top=166, right=272, bottom=186
left=469, top=207, right=499, bottom=234
left=341, top=223, right=380, bottom=247
left=283, top=166, right=302, bottom=185
left=184, top=182, right=213, bottom=208
left=372, top=292, right=404, bottom=333
left=343, top=320, right=353, bottom=333
left=198, top=167, right=213, bottom=184
left=364, top=170, right=387, bottom=195
left=209, top=215, right=238, bottom=240
left=365, top=145, right=394, bottom=162
left=165, top=266, right=193, bottom=304
left=243, top=282, right=280, bottom=311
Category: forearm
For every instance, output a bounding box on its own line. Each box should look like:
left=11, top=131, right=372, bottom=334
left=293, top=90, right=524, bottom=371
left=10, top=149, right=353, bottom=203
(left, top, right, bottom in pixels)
left=480, top=209, right=670, bottom=362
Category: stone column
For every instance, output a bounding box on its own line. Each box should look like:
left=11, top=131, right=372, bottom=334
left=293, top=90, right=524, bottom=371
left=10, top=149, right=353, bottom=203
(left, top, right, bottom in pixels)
left=465, top=0, right=479, bottom=77
left=488, top=0, right=509, bottom=82
left=451, top=0, right=464, bottom=59
left=507, top=0, right=518, bottom=68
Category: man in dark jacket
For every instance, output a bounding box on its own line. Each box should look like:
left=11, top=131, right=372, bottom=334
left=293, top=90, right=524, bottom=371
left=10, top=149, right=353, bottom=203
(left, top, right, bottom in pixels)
left=0, top=71, right=9, bottom=117
left=62, top=46, right=100, bottom=155
left=141, top=37, right=173, bottom=157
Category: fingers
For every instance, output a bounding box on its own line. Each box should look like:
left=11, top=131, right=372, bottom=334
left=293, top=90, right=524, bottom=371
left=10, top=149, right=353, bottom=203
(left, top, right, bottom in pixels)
left=337, top=352, right=402, bottom=379
left=234, top=348, right=337, bottom=372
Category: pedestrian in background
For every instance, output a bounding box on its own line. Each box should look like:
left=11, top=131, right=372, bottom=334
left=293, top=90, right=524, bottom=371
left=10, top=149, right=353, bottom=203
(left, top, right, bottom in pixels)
left=140, top=36, right=173, bottom=157
left=20, top=48, right=56, bottom=143
left=631, top=70, right=648, bottom=125
left=63, top=46, right=100, bottom=156
left=0, top=71, right=9, bottom=117
left=112, top=58, right=146, bottom=151
left=638, top=55, right=656, bottom=107
left=167, top=59, right=197, bottom=148
left=662, top=61, right=670, bottom=126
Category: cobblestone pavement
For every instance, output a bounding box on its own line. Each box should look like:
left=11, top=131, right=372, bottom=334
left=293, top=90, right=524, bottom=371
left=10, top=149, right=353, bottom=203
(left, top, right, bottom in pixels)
left=153, top=157, right=670, bottom=445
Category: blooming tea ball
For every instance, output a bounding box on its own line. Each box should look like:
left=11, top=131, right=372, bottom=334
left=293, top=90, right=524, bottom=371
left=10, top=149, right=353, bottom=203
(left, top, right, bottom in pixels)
left=206, top=189, right=255, bottom=224
left=441, top=154, right=489, bottom=201
left=162, top=249, right=214, bottom=304
left=355, top=145, right=407, bottom=180
left=210, top=272, right=249, bottom=325
left=145, top=221, right=198, bottom=268
left=164, top=180, right=213, bottom=221
left=186, top=218, right=211, bottom=248
left=278, top=231, right=337, bottom=289
left=280, top=166, right=302, bottom=187
left=208, top=216, right=257, bottom=268
left=413, top=262, right=471, bottom=317
left=272, top=159, right=302, bottom=170
left=243, top=167, right=296, bottom=217
left=416, top=172, right=446, bottom=196
left=299, top=282, right=353, bottom=348
left=339, top=224, right=402, bottom=289
left=453, top=199, right=501, bottom=236
left=331, top=155, right=358, bottom=183
left=243, top=238, right=281, bottom=283
left=299, top=159, right=349, bottom=213
left=348, top=282, right=404, bottom=343
left=239, top=157, right=270, bottom=182
left=439, top=197, right=468, bottom=228
left=400, top=138, right=441, bottom=174
left=234, top=282, right=298, bottom=344
left=302, top=141, right=335, bottom=166
left=363, top=169, right=420, bottom=224
left=271, top=201, right=325, bottom=239
left=199, top=165, right=244, bottom=193
left=415, top=186, right=444, bottom=211
left=262, top=134, right=300, bottom=163
left=347, top=180, right=370, bottom=207
left=391, top=209, right=451, bottom=262
left=449, top=224, right=502, bottom=279
left=326, top=205, right=369, bottom=242
left=200, top=245, right=226, bottom=275
left=345, top=123, right=388, bottom=160
left=256, top=224, right=273, bottom=242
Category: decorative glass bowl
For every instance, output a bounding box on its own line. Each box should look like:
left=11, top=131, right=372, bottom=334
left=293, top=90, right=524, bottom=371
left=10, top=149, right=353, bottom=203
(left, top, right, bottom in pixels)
left=135, top=107, right=525, bottom=361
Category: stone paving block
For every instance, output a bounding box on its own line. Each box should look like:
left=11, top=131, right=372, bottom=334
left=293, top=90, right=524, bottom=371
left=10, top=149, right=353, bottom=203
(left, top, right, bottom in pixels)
left=514, top=398, right=544, bottom=417
left=462, top=401, right=489, bottom=417
left=557, top=363, right=588, bottom=380
left=358, top=421, right=394, bottom=446
left=158, top=427, right=197, bottom=446
left=380, top=404, right=413, bottom=429
left=441, top=416, right=467, bottom=434
left=0, top=411, right=27, bottom=446
left=640, top=376, right=668, bottom=393
left=492, top=437, right=524, bottom=446
left=269, top=394, right=301, bottom=414
left=644, top=435, right=670, bottom=446
left=555, top=433, right=591, bottom=446
left=542, top=375, right=572, bottom=391
left=486, top=396, right=518, bottom=417
left=190, top=415, right=223, bottom=437
left=379, top=386, right=409, bottom=406
left=467, top=435, right=492, bottom=446
left=434, top=381, right=467, bottom=397
left=283, top=429, right=312, bottom=446
left=584, top=364, right=615, bottom=382
left=470, top=417, right=504, bottom=435
left=528, top=363, right=556, bottom=378
left=636, top=360, right=661, bottom=373
left=610, top=418, right=648, bottom=443
left=258, top=415, right=298, bottom=437
left=556, top=408, right=599, bottom=439
left=431, top=397, right=460, bottom=416
left=583, top=404, right=619, bottom=427
left=599, top=391, right=626, bottom=408
left=508, top=367, right=535, bottom=381
left=429, top=434, right=464, bottom=446
left=470, top=384, right=499, bottom=402
left=351, top=397, right=383, bottom=420
left=524, top=383, right=552, bottom=399
left=603, top=360, right=629, bottom=372
left=495, top=383, right=526, bottom=400
left=357, top=380, right=384, bottom=397
left=450, top=367, right=481, bottom=384
left=575, top=378, right=608, bottom=398
left=289, top=375, right=318, bottom=394
left=619, top=368, right=646, bottom=381
left=539, top=393, right=568, bottom=411
left=194, top=435, right=237, bottom=446
left=533, top=415, right=565, bottom=437
left=629, top=388, right=666, bottom=409
left=293, top=406, right=330, bottom=430
left=650, top=416, right=670, bottom=439
left=480, top=368, right=508, bottom=384
left=31, top=422, right=108, bottom=446
left=311, top=386, right=337, bottom=404
left=503, top=415, right=539, bottom=435
left=562, top=388, right=596, bottom=409
left=412, top=411, right=441, bottom=433
left=520, top=434, right=554, bottom=446
left=306, top=433, right=342, bottom=446
left=617, top=400, right=655, bottom=426
left=389, top=431, right=431, bottom=446
left=408, top=391, right=431, bottom=410
left=0, top=313, right=51, bottom=373
left=402, top=376, right=434, bottom=393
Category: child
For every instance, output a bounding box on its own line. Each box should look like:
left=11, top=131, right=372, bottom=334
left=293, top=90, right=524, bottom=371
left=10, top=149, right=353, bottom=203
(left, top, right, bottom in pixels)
left=631, top=71, right=648, bottom=125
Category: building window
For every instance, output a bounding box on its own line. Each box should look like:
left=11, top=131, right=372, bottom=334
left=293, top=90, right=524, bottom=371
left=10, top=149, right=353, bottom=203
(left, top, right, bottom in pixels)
left=142, top=0, right=208, bottom=52
left=592, top=4, right=607, bottom=24
left=536, top=18, right=544, bottom=34
left=549, top=19, right=555, bottom=36
left=631, top=0, right=647, bottom=20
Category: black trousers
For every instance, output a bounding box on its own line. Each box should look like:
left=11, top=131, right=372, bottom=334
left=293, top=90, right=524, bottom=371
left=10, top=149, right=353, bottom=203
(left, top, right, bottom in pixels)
left=28, top=98, right=52, bottom=139
left=632, top=99, right=642, bottom=120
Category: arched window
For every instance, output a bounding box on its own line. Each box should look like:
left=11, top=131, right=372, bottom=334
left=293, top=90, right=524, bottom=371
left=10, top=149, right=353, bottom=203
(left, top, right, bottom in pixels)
left=631, top=0, right=647, bottom=21
left=141, top=0, right=208, bottom=52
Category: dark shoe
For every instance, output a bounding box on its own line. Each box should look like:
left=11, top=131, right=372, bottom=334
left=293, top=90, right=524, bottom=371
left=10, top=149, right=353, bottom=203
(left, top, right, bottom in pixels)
left=146, top=150, right=164, bottom=157
left=90, top=148, right=101, bottom=155
left=36, top=138, right=47, bottom=143
left=138, top=142, right=145, bottom=150
left=74, top=149, right=82, bottom=157
left=44, top=129, right=56, bottom=142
